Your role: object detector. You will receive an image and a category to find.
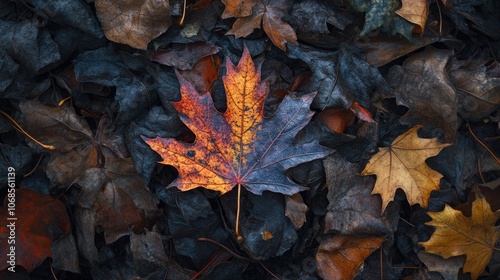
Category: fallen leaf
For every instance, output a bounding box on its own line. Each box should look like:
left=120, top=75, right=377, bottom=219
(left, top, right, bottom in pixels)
left=178, top=55, right=221, bottom=93
left=94, top=0, right=171, bottom=49
left=144, top=46, right=331, bottom=195
left=284, top=193, right=308, bottom=229
left=420, top=190, right=500, bottom=279
left=221, top=0, right=257, bottom=18
left=395, top=0, right=429, bottom=34
left=361, top=125, right=451, bottom=212
left=0, top=189, right=71, bottom=271
left=384, top=47, right=457, bottom=141
left=316, top=108, right=356, bottom=133
left=150, top=42, right=221, bottom=70
left=448, top=59, right=500, bottom=121
left=130, top=230, right=168, bottom=277
left=347, top=0, right=415, bottom=40
left=417, top=251, right=464, bottom=280
left=316, top=235, right=385, bottom=280
left=224, top=0, right=297, bottom=51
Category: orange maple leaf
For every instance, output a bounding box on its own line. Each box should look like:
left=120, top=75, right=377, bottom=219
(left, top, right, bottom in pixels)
left=420, top=190, right=500, bottom=280
left=144, top=47, right=331, bottom=195
left=361, top=125, right=451, bottom=212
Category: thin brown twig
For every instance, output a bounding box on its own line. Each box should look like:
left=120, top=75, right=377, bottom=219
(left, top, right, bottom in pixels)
left=467, top=124, right=500, bottom=165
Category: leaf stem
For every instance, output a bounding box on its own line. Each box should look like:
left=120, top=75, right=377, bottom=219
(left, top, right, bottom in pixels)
left=236, top=183, right=243, bottom=243
left=0, top=109, right=55, bottom=150
left=179, top=0, right=187, bottom=25
left=467, top=124, right=500, bottom=165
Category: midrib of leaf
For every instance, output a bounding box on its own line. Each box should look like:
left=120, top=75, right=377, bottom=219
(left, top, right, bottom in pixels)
left=439, top=214, right=497, bottom=253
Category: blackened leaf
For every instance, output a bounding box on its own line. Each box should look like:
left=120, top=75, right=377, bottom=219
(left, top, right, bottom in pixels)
left=95, top=0, right=171, bottom=49
left=324, top=153, right=399, bottom=236
left=0, top=20, right=60, bottom=73
left=150, top=42, right=221, bottom=70
left=74, top=48, right=154, bottom=124
left=288, top=45, right=388, bottom=110
left=127, top=106, right=185, bottom=185
left=290, top=0, right=354, bottom=34
left=0, top=144, right=32, bottom=185
left=385, top=47, right=457, bottom=141
left=130, top=230, right=168, bottom=277
left=24, top=0, right=103, bottom=38
left=221, top=190, right=298, bottom=259
left=347, top=0, right=414, bottom=40
left=446, top=0, right=500, bottom=40
left=0, top=49, right=19, bottom=92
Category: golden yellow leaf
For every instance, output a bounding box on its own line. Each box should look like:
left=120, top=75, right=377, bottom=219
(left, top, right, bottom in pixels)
left=361, top=125, right=451, bottom=212
left=420, top=190, right=500, bottom=279
left=395, top=0, right=429, bottom=34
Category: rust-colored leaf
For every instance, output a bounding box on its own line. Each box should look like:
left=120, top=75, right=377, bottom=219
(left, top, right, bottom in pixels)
left=395, top=0, right=429, bottom=34
left=316, top=235, right=385, bottom=280
left=285, top=193, right=308, bottom=229
left=224, top=0, right=297, bottom=51
left=144, top=47, right=331, bottom=195
left=0, top=189, right=71, bottom=272
left=178, top=55, right=221, bottom=93
left=420, top=190, right=500, bottom=279
left=95, top=0, right=171, bottom=49
left=221, top=0, right=258, bottom=18
left=361, top=125, right=451, bottom=212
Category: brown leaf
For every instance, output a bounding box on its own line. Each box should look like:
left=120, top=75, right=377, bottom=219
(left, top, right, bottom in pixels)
left=284, top=193, right=308, bottom=230
left=361, top=125, right=451, bottom=212
left=316, top=108, right=355, bottom=133
left=417, top=251, right=464, bottom=280
left=395, top=0, right=429, bottom=34
left=0, top=189, right=71, bottom=272
left=221, top=0, right=258, bottom=18
left=178, top=55, right=221, bottom=93
left=316, top=235, right=385, bottom=280
left=144, top=46, right=331, bottom=195
left=130, top=230, right=169, bottom=277
left=95, top=0, right=171, bottom=49
left=385, top=47, right=457, bottom=141
left=420, top=190, right=500, bottom=279
left=225, top=0, right=297, bottom=51
left=448, top=59, right=500, bottom=121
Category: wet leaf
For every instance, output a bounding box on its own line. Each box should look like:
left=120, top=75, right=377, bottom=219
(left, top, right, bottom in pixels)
left=144, top=47, right=331, bottom=195
left=0, top=189, right=71, bottom=271
left=362, top=125, right=451, bottom=212
left=316, top=235, right=385, bottom=280
left=150, top=42, right=221, bottom=70
left=420, top=190, right=500, bottom=279
left=95, top=0, right=171, bottom=49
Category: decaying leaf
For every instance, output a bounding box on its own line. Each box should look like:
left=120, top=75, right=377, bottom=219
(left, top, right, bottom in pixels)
left=95, top=0, right=171, bottom=49
left=0, top=189, right=71, bottom=271
left=284, top=193, right=308, bottom=229
left=395, top=0, right=429, bottom=34
left=144, top=47, right=331, bottom=195
left=316, top=235, right=385, bottom=280
left=361, top=125, right=451, bottom=212
left=420, top=190, right=500, bottom=279
left=224, top=0, right=297, bottom=50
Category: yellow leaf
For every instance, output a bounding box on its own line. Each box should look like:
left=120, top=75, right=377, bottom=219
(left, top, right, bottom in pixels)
left=420, top=190, right=500, bottom=279
left=361, top=125, right=451, bottom=212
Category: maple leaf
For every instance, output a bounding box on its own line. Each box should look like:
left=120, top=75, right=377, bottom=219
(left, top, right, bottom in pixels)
left=420, top=190, right=500, bottom=279
left=223, top=0, right=297, bottom=51
left=144, top=47, right=331, bottom=195
left=361, top=125, right=451, bottom=212
left=0, top=189, right=71, bottom=271
left=316, top=235, right=385, bottom=280
left=94, top=0, right=171, bottom=49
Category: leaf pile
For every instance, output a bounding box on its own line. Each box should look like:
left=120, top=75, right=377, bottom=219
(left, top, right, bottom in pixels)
left=0, top=0, right=499, bottom=279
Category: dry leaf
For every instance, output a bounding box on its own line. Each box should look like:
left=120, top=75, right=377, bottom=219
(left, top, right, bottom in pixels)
left=361, top=125, right=451, bottom=212
left=95, top=0, right=171, bottom=49
left=396, top=0, right=429, bottom=34
left=316, top=235, right=385, bottom=280
left=221, top=0, right=258, bottom=18
left=284, top=193, right=308, bottom=229
left=420, top=190, right=500, bottom=280
left=144, top=47, right=331, bottom=195
left=224, top=0, right=297, bottom=51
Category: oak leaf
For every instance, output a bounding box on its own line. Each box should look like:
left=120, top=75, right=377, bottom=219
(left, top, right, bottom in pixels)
left=223, top=0, right=297, bottom=51
left=0, top=189, right=71, bottom=271
left=361, top=125, right=451, bottom=212
left=420, top=190, right=500, bottom=279
left=144, top=47, right=331, bottom=195
left=316, top=235, right=385, bottom=280
left=94, top=0, right=171, bottom=49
